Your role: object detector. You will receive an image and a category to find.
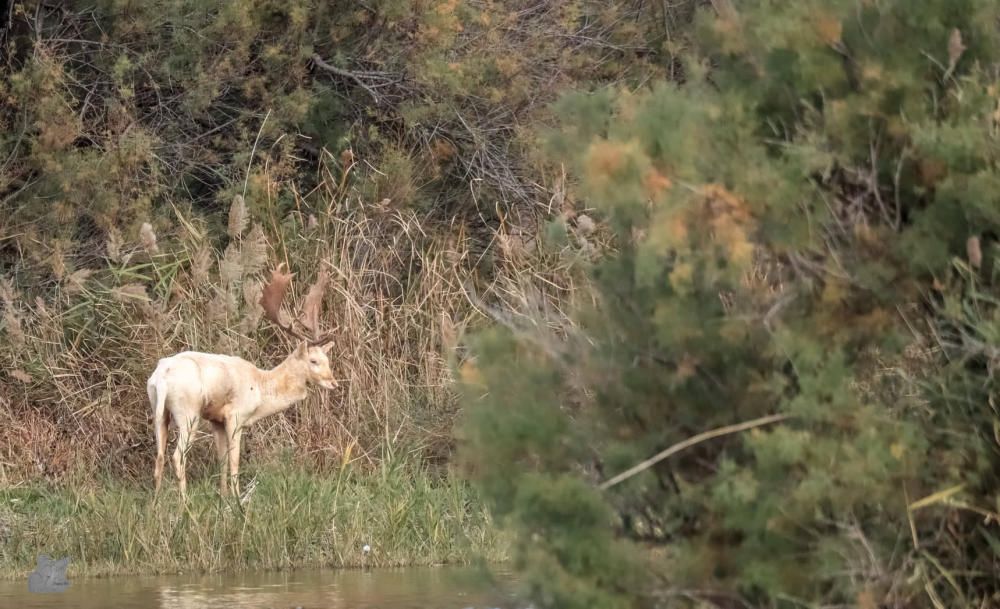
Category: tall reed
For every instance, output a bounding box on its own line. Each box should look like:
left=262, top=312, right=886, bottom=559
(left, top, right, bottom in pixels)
left=0, top=151, right=590, bottom=485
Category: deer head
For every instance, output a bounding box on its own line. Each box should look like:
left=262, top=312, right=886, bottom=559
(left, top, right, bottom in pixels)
left=260, top=263, right=339, bottom=389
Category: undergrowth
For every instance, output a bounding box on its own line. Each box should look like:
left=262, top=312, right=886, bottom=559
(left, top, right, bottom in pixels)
left=0, top=460, right=507, bottom=580
left=0, top=150, right=595, bottom=483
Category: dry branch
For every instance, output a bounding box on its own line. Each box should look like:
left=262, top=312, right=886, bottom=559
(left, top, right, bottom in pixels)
left=599, top=414, right=791, bottom=490
left=311, top=54, right=382, bottom=103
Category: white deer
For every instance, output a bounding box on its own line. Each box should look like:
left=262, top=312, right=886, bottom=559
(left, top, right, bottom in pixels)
left=146, top=264, right=338, bottom=500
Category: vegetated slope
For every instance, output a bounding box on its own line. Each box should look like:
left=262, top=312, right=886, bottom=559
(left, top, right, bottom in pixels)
left=0, top=0, right=676, bottom=482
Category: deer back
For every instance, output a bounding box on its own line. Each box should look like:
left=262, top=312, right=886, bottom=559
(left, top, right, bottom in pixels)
left=164, top=352, right=263, bottom=421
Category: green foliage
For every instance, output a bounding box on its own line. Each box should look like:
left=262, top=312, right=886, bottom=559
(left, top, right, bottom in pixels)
left=461, top=1, right=1000, bottom=606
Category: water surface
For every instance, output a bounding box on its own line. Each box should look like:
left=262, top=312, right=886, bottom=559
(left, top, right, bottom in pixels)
left=0, top=565, right=518, bottom=609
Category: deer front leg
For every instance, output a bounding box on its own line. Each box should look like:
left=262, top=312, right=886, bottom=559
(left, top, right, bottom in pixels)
left=225, top=420, right=244, bottom=497
left=212, top=423, right=230, bottom=497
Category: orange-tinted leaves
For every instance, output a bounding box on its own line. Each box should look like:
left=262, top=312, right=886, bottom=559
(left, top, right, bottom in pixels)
left=643, top=169, right=673, bottom=199
left=813, top=13, right=843, bottom=45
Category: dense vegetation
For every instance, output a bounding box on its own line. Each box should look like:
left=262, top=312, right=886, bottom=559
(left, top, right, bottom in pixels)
left=460, top=1, right=1000, bottom=607
left=5, top=0, right=1000, bottom=606
left=0, top=0, right=662, bottom=481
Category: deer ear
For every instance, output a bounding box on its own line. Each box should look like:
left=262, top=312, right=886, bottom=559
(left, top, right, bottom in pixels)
left=321, top=341, right=335, bottom=354
left=294, top=342, right=308, bottom=357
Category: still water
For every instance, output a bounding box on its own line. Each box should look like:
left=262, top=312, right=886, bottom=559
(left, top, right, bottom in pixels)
left=0, top=565, right=520, bottom=609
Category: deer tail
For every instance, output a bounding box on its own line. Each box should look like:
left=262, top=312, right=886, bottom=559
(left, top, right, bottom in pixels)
left=147, top=362, right=170, bottom=444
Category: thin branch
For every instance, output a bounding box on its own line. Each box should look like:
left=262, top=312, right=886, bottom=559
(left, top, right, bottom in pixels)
left=599, top=413, right=791, bottom=490
left=243, top=108, right=271, bottom=198
left=311, top=54, right=380, bottom=103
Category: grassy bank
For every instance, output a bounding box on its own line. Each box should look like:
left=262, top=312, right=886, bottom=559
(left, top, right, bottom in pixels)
left=0, top=463, right=507, bottom=580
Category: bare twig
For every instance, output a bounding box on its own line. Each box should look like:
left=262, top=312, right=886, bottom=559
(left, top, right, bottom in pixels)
left=311, top=54, right=380, bottom=103
left=243, top=108, right=271, bottom=198
left=599, top=413, right=791, bottom=490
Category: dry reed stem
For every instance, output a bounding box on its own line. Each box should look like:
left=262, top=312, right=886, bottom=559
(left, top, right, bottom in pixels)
left=0, top=161, right=586, bottom=483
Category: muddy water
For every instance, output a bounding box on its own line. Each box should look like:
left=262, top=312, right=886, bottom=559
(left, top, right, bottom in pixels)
left=0, top=565, right=519, bottom=609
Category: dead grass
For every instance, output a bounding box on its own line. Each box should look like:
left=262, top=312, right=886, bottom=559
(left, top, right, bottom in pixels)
left=0, top=151, right=591, bottom=486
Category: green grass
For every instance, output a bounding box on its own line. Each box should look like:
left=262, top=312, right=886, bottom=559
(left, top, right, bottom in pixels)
left=0, top=462, right=508, bottom=580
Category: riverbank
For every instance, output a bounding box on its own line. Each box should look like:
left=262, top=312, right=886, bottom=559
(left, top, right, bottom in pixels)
left=0, top=463, right=507, bottom=580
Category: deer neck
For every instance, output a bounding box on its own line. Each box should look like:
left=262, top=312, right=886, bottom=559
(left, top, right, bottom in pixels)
left=256, top=358, right=309, bottom=418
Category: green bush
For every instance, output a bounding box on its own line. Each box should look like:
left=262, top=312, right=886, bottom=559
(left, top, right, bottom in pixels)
left=460, top=2, right=1000, bottom=606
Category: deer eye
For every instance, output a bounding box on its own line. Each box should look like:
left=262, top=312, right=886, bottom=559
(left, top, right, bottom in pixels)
left=309, top=359, right=317, bottom=365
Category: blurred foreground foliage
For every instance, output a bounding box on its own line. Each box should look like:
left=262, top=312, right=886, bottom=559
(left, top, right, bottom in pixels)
left=460, top=1, right=1000, bottom=607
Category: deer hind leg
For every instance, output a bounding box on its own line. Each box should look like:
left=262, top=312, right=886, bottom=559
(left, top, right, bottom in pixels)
left=211, top=422, right=230, bottom=498
left=225, top=419, right=244, bottom=498
left=172, top=414, right=198, bottom=500
left=153, top=413, right=168, bottom=495
left=148, top=381, right=168, bottom=496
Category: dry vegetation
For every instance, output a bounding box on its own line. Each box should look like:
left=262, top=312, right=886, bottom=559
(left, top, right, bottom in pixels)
left=0, top=0, right=657, bottom=486
left=0, top=147, right=599, bottom=485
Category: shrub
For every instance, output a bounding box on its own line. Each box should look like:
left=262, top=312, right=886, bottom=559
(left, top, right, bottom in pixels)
left=460, top=2, right=1000, bottom=606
